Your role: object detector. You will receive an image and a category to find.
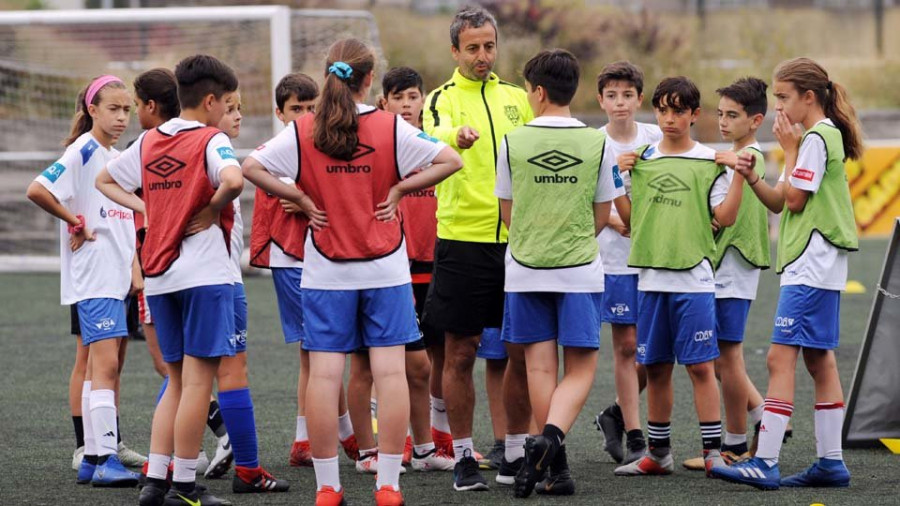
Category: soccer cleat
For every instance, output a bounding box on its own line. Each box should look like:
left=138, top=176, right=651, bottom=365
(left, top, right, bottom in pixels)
left=704, top=450, right=728, bottom=478
left=623, top=437, right=647, bottom=465
left=316, top=485, right=346, bottom=506
left=196, top=448, right=210, bottom=475
left=356, top=450, right=379, bottom=474
left=72, top=446, right=84, bottom=471
left=76, top=458, right=96, bottom=484
left=614, top=453, right=675, bottom=476
left=139, top=460, right=174, bottom=488
left=341, top=434, right=360, bottom=461
left=233, top=465, right=290, bottom=493
left=163, top=485, right=233, bottom=505
left=432, top=427, right=454, bottom=457
left=374, top=485, right=405, bottom=506
left=722, top=449, right=751, bottom=465
left=452, top=450, right=489, bottom=491
left=710, top=456, right=780, bottom=490
left=535, top=468, right=576, bottom=496
left=495, top=456, right=523, bottom=485
left=514, top=436, right=554, bottom=498
left=402, top=435, right=413, bottom=466
left=479, top=439, right=504, bottom=470
left=91, top=454, right=140, bottom=487
left=204, top=435, right=233, bottom=479
left=595, top=405, right=625, bottom=463
left=139, top=480, right=168, bottom=506
left=411, top=446, right=455, bottom=471
left=682, top=456, right=705, bottom=471
left=780, top=459, right=850, bottom=488
left=290, top=440, right=314, bottom=467
left=118, top=441, right=148, bottom=468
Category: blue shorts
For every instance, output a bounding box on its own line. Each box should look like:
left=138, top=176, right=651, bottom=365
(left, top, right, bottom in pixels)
left=147, top=284, right=236, bottom=363
left=233, top=283, right=248, bottom=353
left=601, top=274, right=639, bottom=325
left=477, top=327, right=508, bottom=360
left=716, top=298, right=752, bottom=343
left=636, top=291, right=719, bottom=365
left=504, top=292, right=603, bottom=349
left=76, top=298, right=128, bottom=345
left=771, top=285, right=840, bottom=350
left=272, top=268, right=305, bottom=344
left=302, top=284, right=420, bottom=353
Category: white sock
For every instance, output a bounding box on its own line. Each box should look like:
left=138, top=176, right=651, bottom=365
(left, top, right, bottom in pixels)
left=431, top=396, right=450, bottom=433
left=370, top=397, right=378, bottom=418
left=723, top=431, right=747, bottom=446
left=90, top=389, right=118, bottom=457
left=172, top=456, right=198, bottom=483
left=413, top=442, right=435, bottom=456
left=313, top=456, right=341, bottom=492
left=295, top=416, right=308, bottom=442
left=452, top=437, right=474, bottom=464
left=337, top=412, right=354, bottom=441
left=505, top=433, right=527, bottom=462
left=81, top=381, right=97, bottom=456
left=755, top=398, right=793, bottom=465
left=147, top=453, right=171, bottom=480
left=375, top=453, right=402, bottom=490
left=815, top=402, right=845, bottom=460
left=749, top=403, right=764, bottom=425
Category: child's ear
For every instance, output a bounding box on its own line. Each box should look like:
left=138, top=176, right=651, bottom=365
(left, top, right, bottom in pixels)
left=204, top=93, right=216, bottom=112
left=637, top=92, right=644, bottom=106
left=750, top=112, right=765, bottom=130
left=275, top=108, right=285, bottom=123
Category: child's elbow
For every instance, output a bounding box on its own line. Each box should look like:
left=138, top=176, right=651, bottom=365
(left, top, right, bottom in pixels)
left=785, top=195, right=806, bottom=214
left=25, top=182, right=40, bottom=202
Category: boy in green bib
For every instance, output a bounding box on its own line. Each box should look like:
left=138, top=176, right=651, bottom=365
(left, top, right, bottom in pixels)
left=494, top=49, right=621, bottom=498
left=613, top=77, right=745, bottom=477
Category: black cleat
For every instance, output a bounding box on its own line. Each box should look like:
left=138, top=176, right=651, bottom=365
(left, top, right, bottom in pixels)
left=514, top=436, right=554, bottom=499
left=163, top=485, right=233, bottom=506
left=232, top=465, right=290, bottom=493
left=595, top=404, right=625, bottom=463
left=535, top=468, right=575, bottom=496
left=139, top=481, right=168, bottom=506
left=495, top=456, right=523, bottom=485
left=452, top=450, right=489, bottom=491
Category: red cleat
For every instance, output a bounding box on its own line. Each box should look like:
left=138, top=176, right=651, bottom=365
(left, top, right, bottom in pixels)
left=290, top=440, right=313, bottom=467
left=341, top=434, right=360, bottom=461
left=402, top=435, right=413, bottom=466
left=316, top=485, right=346, bottom=506
left=431, top=428, right=453, bottom=458
left=374, top=485, right=405, bottom=506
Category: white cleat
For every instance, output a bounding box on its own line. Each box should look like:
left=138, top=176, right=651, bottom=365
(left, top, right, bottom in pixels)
left=196, top=448, right=210, bottom=475
left=72, top=446, right=84, bottom=471
left=117, top=442, right=148, bottom=468
left=411, top=447, right=455, bottom=472
left=614, top=453, right=675, bottom=476
left=204, top=435, right=233, bottom=479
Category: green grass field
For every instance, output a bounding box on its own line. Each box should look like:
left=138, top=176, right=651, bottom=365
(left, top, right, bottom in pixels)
left=1, top=238, right=897, bottom=505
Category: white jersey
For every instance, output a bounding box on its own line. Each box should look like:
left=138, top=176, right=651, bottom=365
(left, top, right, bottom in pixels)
left=249, top=104, right=447, bottom=290
left=637, top=141, right=730, bottom=294
left=106, top=118, right=240, bottom=296
left=230, top=197, right=244, bottom=284
left=35, top=132, right=136, bottom=305
left=494, top=116, right=623, bottom=293
left=597, top=122, right=663, bottom=275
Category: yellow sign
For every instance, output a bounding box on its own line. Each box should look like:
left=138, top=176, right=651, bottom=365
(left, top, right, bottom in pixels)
left=881, top=438, right=900, bottom=454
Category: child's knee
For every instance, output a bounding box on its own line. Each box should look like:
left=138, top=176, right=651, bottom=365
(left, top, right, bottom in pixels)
left=686, top=361, right=716, bottom=382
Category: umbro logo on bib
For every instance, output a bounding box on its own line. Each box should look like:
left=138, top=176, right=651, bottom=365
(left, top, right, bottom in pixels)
left=146, top=155, right=186, bottom=178
left=647, top=173, right=690, bottom=194
left=529, top=150, right=582, bottom=184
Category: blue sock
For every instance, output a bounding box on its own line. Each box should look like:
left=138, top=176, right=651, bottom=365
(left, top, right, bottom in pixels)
left=155, top=376, right=169, bottom=406
left=218, top=387, right=259, bottom=468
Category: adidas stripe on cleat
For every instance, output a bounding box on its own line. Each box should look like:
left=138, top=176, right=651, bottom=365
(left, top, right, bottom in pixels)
left=233, top=465, right=290, bottom=493
left=710, top=456, right=780, bottom=490
left=614, top=453, right=674, bottom=476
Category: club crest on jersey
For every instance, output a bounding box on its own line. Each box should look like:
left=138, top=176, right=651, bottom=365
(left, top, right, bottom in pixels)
left=636, top=344, right=647, bottom=357
left=95, top=318, right=116, bottom=331
left=81, top=139, right=99, bottom=165
left=610, top=303, right=630, bottom=316
left=100, top=206, right=107, bottom=218
left=505, top=105, right=521, bottom=125
left=41, top=162, right=66, bottom=183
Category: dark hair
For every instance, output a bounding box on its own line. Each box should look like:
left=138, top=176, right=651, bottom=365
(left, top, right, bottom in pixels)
left=134, top=68, right=180, bottom=122
left=597, top=61, right=644, bottom=95
left=716, top=77, right=767, bottom=117
left=174, top=54, right=239, bottom=109
left=382, top=66, right=424, bottom=97
left=775, top=57, right=863, bottom=160
left=64, top=77, right=127, bottom=146
left=275, top=72, right=319, bottom=112
left=450, top=5, right=498, bottom=49
left=523, top=49, right=580, bottom=106
left=314, top=39, right=375, bottom=161
left=651, top=76, right=701, bottom=112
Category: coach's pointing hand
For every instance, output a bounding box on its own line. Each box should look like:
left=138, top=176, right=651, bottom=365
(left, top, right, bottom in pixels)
left=457, top=126, right=480, bottom=149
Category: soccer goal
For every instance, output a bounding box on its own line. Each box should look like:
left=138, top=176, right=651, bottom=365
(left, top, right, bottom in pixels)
left=0, top=6, right=381, bottom=261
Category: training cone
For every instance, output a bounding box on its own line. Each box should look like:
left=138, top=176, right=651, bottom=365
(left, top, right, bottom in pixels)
left=845, top=280, right=866, bottom=294
left=880, top=438, right=900, bottom=454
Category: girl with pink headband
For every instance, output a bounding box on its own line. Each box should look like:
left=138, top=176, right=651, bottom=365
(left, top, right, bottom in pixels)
left=26, top=74, right=144, bottom=487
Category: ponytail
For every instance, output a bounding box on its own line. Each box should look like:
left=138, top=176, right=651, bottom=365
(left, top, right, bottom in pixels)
left=313, top=39, right=375, bottom=161
left=774, top=57, right=863, bottom=161
left=64, top=75, right=126, bottom=147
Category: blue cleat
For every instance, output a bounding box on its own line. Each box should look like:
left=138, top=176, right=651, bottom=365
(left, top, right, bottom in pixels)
left=781, top=459, right=850, bottom=488
left=710, top=456, right=780, bottom=490
left=91, top=454, right=140, bottom=488
left=76, top=459, right=96, bottom=485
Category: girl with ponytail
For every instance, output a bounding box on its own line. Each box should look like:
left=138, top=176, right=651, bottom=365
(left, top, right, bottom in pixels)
left=712, top=57, right=862, bottom=490
left=243, top=38, right=463, bottom=505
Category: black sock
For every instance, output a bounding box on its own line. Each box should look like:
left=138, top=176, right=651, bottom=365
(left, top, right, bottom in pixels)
left=722, top=441, right=748, bottom=455
left=542, top=424, right=565, bottom=450
left=147, top=477, right=168, bottom=489
left=647, top=421, right=671, bottom=458
left=173, top=480, right=195, bottom=494
left=207, top=400, right=227, bottom=438
left=700, top=421, right=722, bottom=452
left=626, top=429, right=646, bottom=450
left=84, top=454, right=99, bottom=465
left=73, top=416, right=85, bottom=449
left=97, top=454, right=109, bottom=465
left=116, top=416, right=122, bottom=444
left=551, top=444, right=568, bottom=471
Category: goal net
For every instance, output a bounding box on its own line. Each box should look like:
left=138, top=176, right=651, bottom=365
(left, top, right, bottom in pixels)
left=0, top=6, right=381, bottom=261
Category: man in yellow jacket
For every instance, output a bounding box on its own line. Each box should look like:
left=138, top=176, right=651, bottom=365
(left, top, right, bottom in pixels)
left=421, top=5, right=534, bottom=492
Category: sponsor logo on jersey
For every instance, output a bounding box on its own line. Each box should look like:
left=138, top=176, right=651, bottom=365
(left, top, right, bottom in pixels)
left=95, top=318, right=116, bottom=331
left=417, top=131, right=439, bottom=143
left=774, top=316, right=795, bottom=327
left=217, top=146, right=237, bottom=161
left=104, top=208, right=133, bottom=220
left=528, top=150, right=583, bottom=184
left=693, top=329, right=714, bottom=342
left=408, top=189, right=435, bottom=198
left=255, top=144, right=266, bottom=151
left=41, top=162, right=66, bottom=183
left=326, top=143, right=376, bottom=174
left=610, top=303, right=630, bottom=316
left=80, top=139, right=99, bottom=165
left=505, top=105, right=521, bottom=125
left=146, top=155, right=186, bottom=190
left=612, top=165, right=624, bottom=189
left=792, top=168, right=815, bottom=182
